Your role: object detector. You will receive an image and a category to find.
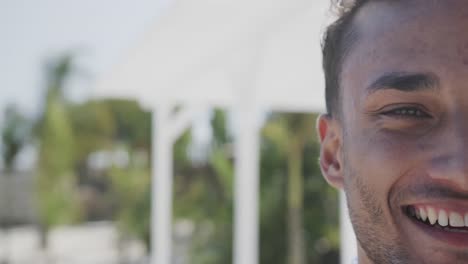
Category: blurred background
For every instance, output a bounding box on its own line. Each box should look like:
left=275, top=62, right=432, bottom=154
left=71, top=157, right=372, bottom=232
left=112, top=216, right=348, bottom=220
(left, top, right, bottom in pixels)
left=1, top=0, right=341, bottom=263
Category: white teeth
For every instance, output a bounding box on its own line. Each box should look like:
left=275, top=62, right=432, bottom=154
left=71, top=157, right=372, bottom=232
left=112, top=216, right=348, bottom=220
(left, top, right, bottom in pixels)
left=427, top=207, right=437, bottom=225
left=438, top=210, right=448, bottom=227
left=419, top=207, right=427, bottom=221
left=449, top=212, right=465, bottom=227
left=413, top=206, right=468, bottom=228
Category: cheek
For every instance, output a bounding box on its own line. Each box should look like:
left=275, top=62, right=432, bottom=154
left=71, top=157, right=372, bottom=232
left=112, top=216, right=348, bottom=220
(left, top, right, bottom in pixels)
left=344, top=129, right=422, bottom=195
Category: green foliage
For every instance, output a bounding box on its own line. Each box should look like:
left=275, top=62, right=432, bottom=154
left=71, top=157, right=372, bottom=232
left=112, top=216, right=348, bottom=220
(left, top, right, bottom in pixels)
left=1, top=105, right=31, bottom=172
left=25, top=54, right=339, bottom=262
left=211, top=109, right=230, bottom=147
left=75, top=100, right=152, bottom=247
left=259, top=134, right=288, bottom=264
left=108, top=151, right=151, bottom=248
left=104, top=99, right=151, bottom=148
left=260, top=113, right=339, bottom=264
left=34, top=55, right=82, bottom=246
left=68, top=101, right=115, bottom=160
left=173, top=109, right=233, bottom=264
left=171, top=110, right=339, bottom=263
left=43, top=54, right=73, bottom=103
left=174, top=130, right=192, bottom=171
left=37, top=96, right=80, bottom=229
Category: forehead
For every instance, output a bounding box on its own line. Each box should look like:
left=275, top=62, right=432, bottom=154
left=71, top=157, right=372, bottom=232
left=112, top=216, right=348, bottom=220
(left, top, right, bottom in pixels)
left=341, top=0, right=468, bottom=101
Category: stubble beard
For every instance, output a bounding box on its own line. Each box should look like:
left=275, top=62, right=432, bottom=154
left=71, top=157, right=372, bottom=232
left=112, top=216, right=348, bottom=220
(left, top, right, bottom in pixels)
left=342, top=141, right=410, bottom=264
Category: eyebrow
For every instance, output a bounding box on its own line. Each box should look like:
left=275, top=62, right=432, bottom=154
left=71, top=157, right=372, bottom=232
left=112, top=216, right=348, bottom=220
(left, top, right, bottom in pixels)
left=366, top=72, right=440, bottom=94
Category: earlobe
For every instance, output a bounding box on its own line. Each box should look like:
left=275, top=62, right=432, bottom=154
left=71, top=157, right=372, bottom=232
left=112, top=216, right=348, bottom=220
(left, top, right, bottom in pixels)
left=316, top=114, right=344, bottom=189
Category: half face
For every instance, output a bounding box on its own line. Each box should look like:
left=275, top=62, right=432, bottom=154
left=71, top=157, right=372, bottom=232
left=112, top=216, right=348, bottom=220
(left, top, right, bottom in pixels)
left=319, top=1, right=468, bottom=263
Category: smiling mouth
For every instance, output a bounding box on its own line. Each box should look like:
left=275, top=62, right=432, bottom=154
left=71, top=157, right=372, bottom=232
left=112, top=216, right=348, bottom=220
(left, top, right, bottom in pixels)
left=404, top=205, right=468, bottom=233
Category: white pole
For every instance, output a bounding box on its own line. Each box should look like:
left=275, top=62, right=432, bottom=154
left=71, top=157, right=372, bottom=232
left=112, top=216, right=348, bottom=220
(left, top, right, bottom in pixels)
left=234, top=105, right=260, bottom=264
left=230, top=43, right=264, bottom=264
left=152, top=105, right=173, bottom=264
left=340, top=191, right=357, bottom=264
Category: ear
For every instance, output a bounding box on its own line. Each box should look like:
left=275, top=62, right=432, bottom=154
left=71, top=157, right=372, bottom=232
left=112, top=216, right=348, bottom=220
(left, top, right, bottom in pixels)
left=316, top=114, right=344, bottom=189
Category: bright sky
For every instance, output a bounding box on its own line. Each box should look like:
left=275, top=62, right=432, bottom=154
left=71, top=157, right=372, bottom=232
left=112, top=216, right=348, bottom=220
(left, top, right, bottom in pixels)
left=1, top=0, right=171, bottom=118
left=0, top=0, right=217, bottom=170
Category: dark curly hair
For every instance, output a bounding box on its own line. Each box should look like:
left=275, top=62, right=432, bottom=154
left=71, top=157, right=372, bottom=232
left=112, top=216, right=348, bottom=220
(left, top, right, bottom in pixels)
left=322, top=0, right=373, bottom=116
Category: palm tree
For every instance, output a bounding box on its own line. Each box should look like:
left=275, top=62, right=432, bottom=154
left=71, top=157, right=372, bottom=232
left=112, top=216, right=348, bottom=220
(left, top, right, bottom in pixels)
left=263, top=113, right=316, bottom=264
left=35, top=54, right=80, bottom=251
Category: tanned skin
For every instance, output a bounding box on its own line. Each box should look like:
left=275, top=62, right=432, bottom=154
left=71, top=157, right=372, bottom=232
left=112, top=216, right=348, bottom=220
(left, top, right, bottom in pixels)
left=319, top=1, right=468, bottom=263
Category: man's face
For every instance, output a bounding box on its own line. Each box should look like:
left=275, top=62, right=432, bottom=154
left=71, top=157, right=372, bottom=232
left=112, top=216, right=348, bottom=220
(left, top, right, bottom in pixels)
left=319, top=1, right=468, bottom=263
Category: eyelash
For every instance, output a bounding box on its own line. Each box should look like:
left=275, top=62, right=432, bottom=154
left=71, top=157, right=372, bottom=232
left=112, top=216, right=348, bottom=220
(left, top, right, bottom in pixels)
left=381, top=107, right=431, bottom=118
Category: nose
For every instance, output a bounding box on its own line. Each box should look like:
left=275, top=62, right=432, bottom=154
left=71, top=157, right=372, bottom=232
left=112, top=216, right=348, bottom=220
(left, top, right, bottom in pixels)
left=429, top=153, right=468, bottom=190
left=428, top=117, right=468, bottom=191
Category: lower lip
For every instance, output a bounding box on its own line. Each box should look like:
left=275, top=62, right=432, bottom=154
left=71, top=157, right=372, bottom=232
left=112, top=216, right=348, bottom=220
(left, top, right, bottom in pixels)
left=408, top=214, right=468, bottom=247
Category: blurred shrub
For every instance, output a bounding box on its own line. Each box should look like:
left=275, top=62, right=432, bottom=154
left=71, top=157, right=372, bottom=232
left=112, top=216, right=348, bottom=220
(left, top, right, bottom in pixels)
left=27, top=54, right=339, bottom=263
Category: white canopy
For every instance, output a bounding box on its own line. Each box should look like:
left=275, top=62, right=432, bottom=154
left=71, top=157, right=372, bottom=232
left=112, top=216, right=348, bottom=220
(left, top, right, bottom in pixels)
left=94, top=0, right=328, bottom=112
left=93, top=0, right=356, bottom=263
